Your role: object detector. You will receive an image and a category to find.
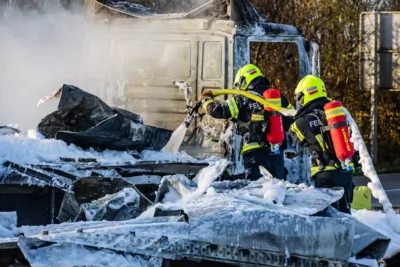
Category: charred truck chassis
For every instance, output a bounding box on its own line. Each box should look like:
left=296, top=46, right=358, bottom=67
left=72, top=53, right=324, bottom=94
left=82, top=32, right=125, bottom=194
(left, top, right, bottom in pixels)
left=79, top=0, right=320, bottom=178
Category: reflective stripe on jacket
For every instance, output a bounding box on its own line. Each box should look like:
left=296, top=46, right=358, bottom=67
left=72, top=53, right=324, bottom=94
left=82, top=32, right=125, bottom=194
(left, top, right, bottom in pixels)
left=202, top=78, right=293, bottom=154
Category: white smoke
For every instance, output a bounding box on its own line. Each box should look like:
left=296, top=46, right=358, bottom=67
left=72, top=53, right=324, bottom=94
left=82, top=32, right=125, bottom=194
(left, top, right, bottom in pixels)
left=0, top=0, right=221, bottom=131
left=0, top=3, right=90, bottom=130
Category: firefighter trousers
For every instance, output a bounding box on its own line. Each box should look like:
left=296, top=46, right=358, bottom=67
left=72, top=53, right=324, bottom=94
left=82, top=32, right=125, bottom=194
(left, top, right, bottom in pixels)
left=314, top=170, right=354, bottom=214
left=243, top=148, right=285, bottom=181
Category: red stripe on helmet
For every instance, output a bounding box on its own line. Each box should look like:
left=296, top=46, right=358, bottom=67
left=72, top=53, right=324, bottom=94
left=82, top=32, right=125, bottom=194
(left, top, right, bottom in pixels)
left=309, top=90, right=319, bottom=95
left=249, top=71, right=257, bottom=75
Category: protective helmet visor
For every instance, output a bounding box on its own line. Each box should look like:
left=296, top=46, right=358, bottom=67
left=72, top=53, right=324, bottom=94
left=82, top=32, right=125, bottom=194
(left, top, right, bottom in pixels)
left=294, top=92, right=305, bottom=106
left=234, top=76, right=247, bottom=90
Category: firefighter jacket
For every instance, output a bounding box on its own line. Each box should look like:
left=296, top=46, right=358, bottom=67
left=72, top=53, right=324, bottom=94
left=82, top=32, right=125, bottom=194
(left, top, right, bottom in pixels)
left=203, top=77, right=294, bottom=154
left=289, top=98, right=344, bottom=177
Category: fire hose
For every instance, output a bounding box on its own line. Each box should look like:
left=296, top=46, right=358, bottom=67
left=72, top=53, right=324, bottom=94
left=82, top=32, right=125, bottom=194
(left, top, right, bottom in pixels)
left=203, top=89, right=297, bottom=117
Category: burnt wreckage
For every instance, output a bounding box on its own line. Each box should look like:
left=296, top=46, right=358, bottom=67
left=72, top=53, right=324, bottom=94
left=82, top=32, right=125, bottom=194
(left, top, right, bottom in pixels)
left=0, top=0, right=398, bottom=266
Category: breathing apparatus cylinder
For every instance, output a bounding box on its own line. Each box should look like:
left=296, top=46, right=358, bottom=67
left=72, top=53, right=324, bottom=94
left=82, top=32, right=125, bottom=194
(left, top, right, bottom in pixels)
left=263, top=89, right=284, bottom=154
left=323, top=101, right=354, bottom=170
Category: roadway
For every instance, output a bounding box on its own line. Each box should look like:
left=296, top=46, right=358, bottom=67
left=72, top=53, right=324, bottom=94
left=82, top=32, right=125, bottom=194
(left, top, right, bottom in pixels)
left=353, top=173, right=400, bottom=208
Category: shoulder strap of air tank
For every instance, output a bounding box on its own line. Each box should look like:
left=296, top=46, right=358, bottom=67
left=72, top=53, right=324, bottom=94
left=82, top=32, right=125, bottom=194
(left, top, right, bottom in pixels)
left=321, top=121, right=348, bottom=132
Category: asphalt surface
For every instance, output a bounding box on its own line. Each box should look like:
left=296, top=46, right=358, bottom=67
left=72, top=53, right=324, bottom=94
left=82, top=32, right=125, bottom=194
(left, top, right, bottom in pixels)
left=353, top=173, right=400, bottom=208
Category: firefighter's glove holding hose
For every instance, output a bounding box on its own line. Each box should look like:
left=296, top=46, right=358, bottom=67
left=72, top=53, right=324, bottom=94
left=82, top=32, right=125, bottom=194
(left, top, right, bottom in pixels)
left=200, top=89, right=214, bottom=100
left=201, top=90, right=218, bottom=114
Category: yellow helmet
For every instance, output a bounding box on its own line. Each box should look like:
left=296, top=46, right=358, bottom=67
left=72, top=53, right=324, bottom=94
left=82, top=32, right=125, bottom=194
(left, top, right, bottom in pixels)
left=294, top=75, right=327, bottom=106
left=234, top=64, right=263, bottom=90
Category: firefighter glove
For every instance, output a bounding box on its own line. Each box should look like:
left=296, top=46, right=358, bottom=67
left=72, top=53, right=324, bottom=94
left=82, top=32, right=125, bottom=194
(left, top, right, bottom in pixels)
left=200, top=90, right=214, bottom=100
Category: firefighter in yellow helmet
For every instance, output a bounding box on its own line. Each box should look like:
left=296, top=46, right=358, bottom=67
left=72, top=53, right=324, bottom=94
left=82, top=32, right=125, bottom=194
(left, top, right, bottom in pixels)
left=289, top=75, right=354, bottom=214
left=201, top=64, right=294, bottom=180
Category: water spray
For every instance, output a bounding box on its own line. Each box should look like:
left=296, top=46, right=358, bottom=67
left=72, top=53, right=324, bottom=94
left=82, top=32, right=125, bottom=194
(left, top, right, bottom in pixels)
left=162, top=81, right=205, bottom=153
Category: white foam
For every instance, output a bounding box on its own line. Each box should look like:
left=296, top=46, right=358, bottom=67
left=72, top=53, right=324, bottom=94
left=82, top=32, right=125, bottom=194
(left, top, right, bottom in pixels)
left=345, top=108, right=400, bottom=233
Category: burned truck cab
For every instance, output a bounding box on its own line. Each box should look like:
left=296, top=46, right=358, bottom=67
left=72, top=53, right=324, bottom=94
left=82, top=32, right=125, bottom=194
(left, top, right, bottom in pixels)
left=81, top=0, right=319, bottom=177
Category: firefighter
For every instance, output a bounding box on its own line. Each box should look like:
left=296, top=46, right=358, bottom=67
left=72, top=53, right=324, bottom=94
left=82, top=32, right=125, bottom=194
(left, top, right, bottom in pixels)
left=201, top=64, right=294, bottom=181
left=289, top=75, right=353, bottom=214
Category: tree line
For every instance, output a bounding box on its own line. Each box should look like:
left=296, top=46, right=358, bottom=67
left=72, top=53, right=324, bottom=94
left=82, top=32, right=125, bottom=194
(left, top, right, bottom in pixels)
left=251, top=0, right=400, bottom=167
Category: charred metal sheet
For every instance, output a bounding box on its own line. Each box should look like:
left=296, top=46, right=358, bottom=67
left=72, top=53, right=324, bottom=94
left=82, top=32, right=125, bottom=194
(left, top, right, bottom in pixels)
left=73, top=177, right=136, bottom=203
left=114, top=162, right=208, bottom=176
left=95, top=0, right=223, bottom=19
left=19, top=197, right=355, bottom=263
left=2, top=162, right=74, bottom=192
left=3, top=160, right=208, bottom=185
left=0, top=238, right=18, bottom=249
left=185, top=197, right=354, bottom=262
left=75, top=188, right=143, bottom=222
left=155, top=175, right=344, bottom=216
left=230, top=0, right=268, bottom=24
left=18, top=215, right=351, bottom=265
left=318, top=206, right=391, bottom=260
left=74, top=161, right=209, bottom=176
left=153, top=207, right=188, bottom=221
left=20, top=235, right=348, bottom=267
left=26, top=165, right=77, bottom=181
left=59, top=179, right=151, bottom=222
left=38, top=85, right=118, bottom=138
left=94, top=0, right=269, bottom=25
left=58, top=193, right=80, bottom=223
left=55, top=113, right=172, bottom=151
left=123, top=175, right=162, bottom=185
left=60, top=157, right=98, bottom=163
left=18, top=236, right=162, bottom=267
left=96, top=0, right=159, bottom=17
left=235, top=22, right=301, bottom=37
left=38, top=84, right=171, bottom=151
left=17, top=190, right=391, bottom=264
